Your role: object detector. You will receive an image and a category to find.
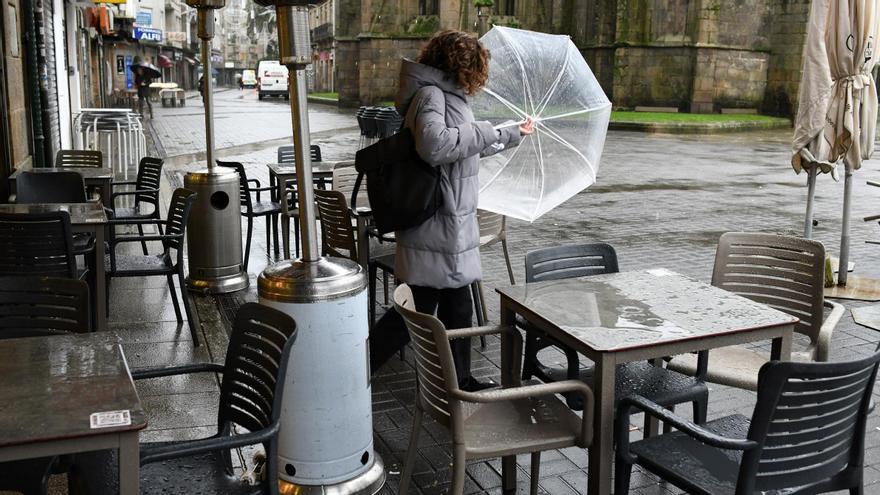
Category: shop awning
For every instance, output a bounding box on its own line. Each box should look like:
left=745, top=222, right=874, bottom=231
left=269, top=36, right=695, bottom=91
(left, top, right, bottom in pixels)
left=157, top=54, right=173, bottom=68
left=184, top=57, right=197, bottom=65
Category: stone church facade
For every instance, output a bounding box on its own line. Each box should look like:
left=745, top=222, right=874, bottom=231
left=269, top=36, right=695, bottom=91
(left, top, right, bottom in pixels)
left=335, top=0, right=811, bottom=116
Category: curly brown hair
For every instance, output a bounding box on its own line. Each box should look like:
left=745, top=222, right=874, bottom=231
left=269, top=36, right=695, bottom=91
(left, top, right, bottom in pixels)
left=417, top=30, right=490, bottom=95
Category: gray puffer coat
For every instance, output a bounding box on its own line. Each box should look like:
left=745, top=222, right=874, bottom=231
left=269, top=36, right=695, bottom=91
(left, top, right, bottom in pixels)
left=394, top=59, right=522, bottom=289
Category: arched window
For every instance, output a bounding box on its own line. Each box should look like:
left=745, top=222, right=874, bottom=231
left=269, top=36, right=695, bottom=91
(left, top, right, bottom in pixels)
left=419, top=0, right=439, bottom=15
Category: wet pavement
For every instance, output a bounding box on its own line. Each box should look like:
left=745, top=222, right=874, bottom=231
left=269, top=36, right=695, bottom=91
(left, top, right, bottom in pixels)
left=101, top=88, right=880, bottom=494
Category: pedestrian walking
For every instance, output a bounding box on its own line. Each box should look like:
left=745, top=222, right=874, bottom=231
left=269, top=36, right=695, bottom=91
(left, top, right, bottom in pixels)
left=392, top=29, right=533, bottom=391
left=198, top=75, right=205, bottom=104
left=134, top=66, right=154, bottom=118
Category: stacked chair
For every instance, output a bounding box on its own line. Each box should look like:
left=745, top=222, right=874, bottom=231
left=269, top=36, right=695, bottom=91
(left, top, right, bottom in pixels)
left=356, top=106, right=403, bottom=148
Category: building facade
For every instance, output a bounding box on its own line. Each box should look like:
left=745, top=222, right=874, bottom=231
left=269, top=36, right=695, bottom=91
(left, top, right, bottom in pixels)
left=309, top=0, right=335, bottom=93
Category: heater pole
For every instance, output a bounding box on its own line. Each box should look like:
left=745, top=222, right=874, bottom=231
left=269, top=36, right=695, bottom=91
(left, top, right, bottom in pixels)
left=198, top=9, right=216, bottom=170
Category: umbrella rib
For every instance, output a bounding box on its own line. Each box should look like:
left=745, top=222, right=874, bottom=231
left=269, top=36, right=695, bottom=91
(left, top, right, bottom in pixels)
left=539, top=123, right=598, bottom=182
left=498, top=27, right=537, bottom=116
left=532, top=128, right=546, bottom=220
left=535, top=104, right=612, bottom=124
left=534, top=45, right=571, bottom=120
left=483, top=88, right=530, bottom=121
left=479, top=139, right=526, bottom=194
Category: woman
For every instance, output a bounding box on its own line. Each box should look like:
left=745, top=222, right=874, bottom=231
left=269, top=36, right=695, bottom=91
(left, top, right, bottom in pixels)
left=395, top=30, right=533, bottom=391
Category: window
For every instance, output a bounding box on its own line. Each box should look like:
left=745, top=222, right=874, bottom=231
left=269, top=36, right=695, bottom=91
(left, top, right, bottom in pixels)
left=498, top=0, right=515, bottom=16
left=419, top=0, right=438, bottom=16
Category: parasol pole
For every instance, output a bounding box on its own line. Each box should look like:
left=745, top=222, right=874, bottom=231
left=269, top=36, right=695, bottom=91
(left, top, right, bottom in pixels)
left=804, top=163, right=818, bottom=239
left=838, top=161, right=854, bottom=286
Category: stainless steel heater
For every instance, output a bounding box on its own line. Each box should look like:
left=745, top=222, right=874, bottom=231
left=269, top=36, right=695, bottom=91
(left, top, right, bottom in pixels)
left=183, top=0, right=249, bottom=294
left=254, top=1, right=385, bottom=494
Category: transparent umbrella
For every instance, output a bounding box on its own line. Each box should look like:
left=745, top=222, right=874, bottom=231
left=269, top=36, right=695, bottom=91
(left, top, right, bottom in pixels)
left=471, top=26, right=612, bottom=222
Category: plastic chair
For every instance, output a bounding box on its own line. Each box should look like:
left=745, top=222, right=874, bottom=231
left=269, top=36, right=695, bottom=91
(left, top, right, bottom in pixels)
left=519, top=243, right=709, bottom=435
left=110, top=157, right=164, bottom=255
left=15, top=170, right=88, bottom=203
left=393, top=284, right=593, bottom=495
left=473, top=210, right=515, bottom=333
left=55, top=149, right=103, bottom=168
left=616, top=347, right=880, bottom=495
left=314, top=188, right=394, bottom=327
left=0, top=276, right=90, bottom=338
left=0, top=211, right=79, bottom=279
left=134, top=302, right=297, bottom=495
left=667, top=232, right=846, bottom=390
left=217, top=161, right=281, bottom=270
left=276, top=144, right=322, bottom=164
left=107, top=188, right=199, bottom=343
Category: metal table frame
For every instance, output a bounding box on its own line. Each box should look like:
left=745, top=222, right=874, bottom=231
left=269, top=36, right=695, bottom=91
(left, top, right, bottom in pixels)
left=496, top=274, right=795, bottom=495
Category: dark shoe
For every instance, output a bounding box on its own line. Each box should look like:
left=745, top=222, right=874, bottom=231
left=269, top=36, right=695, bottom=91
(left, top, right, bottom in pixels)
left=458, top=376, right=498, bottom=392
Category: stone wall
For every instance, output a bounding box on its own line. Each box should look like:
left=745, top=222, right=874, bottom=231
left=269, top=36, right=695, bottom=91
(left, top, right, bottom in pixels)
left=3, top=0, right=32, bottom=170
left=763, top=0, right=811, bottom=116
left=613, top=47, right=695, bottom=110
left=356, top=36, right=425, bottom=105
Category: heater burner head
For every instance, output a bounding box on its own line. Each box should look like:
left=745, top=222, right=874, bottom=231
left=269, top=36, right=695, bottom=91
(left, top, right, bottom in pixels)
left=184, top=0, right=225, bottom=8
left=251, top=0, right=321, bottom=7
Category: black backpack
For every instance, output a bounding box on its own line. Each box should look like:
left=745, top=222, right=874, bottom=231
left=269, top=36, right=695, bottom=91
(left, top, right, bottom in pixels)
left=352, top=127, right=442, bottom=234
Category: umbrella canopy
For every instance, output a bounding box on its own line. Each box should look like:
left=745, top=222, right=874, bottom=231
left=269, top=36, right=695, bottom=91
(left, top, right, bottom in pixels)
left=471, top=26, right=611, bottom=222
left=132, top=61, right=161, bottom=79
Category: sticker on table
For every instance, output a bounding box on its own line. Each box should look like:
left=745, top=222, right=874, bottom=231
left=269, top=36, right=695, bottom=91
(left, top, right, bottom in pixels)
left=646, top=268, right=674, bottom=277
left=90, top=410, right=131, bottom=429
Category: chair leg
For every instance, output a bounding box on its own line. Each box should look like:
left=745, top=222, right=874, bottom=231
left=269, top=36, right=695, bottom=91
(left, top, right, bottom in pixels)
left=614, top=453, right=634, bottom=495
left=851, top=486, right=864, bottom=495
left=272, top=214, right=280, bottom=258
left=244, top=216, right=253, bottom=271
left=398, top=407, right=423, bottom=495
left=522, top=332, right=539, bottom=381
left=137, top=223, right=148, bottom=255
left=470, top=282, right=487, bottom=349
left=178, top=269, right=200, bottom=346
left=451, top=443, right=467, bottom=495
left=477, top=280, right=489, bottom=324
left=501, top=237, right=515, bottom=285
left=693, top=396, right=708, bottom=424
left=530, top=452, right=541, bottom=495
left=382, top=271, right=390, bottom=304
left=294, top=218, right=301, bottom=258
left=368, top=263, right=378, bottom=329
left=265, top=214, right=272, bottom=260
left=166, top=274, right=183, bottom=323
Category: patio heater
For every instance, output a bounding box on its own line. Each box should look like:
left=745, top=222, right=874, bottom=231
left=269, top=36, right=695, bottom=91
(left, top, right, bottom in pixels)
left=182, top=0, right=249, bottom=294
left=255, top=1, right=385, bottom=494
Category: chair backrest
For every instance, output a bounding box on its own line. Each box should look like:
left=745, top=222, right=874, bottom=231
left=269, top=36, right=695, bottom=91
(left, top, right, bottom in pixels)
left=216, top=161, right=251, bottom=210
left=134, top=157, right=164, bottom=207
left=276, top=144, right=321, bottom=164
left=524, top=243, right=619, bottom=283
left=313, top=188, right=357, bottom=260
left=55, top=149, right=103, bottom=168
left=217, top=302, right=296, bottom=487
left=331, top=167, right=369, bottom=210
left=0, top=276, right=90, bottom=337
left=738, top=349, right=880, bottom=494
left=393, top=284, right=460, bottom=429
left=712, top=233, right=824, bottom=348
left=477, top=209, right=504, bottom=242
left=0, top=211, right=77, bottom=278
left=16, top=171, right=87, bottom=204
left=164, top=188, right=197, bottom=253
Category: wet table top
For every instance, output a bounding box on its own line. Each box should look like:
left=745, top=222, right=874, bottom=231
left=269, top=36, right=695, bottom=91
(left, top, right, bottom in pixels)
left=9, top=166, right=114, bottom=181
left=0, top=333, right=147, bottom=447
left=0, top=202, right=108, bottom=225
left=267, top=160, right=354, bottom=177
left=497, top=268, right=799, bottom=353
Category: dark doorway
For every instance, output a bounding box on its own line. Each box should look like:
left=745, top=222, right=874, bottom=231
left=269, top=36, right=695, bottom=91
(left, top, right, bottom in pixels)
left=419, top=0, right=438, bottom=16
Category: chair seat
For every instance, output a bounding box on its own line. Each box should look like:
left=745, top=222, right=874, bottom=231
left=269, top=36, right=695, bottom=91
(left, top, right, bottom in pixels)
left=247, top=201, right=282, bottom=216
left=73, top=233, right=96, bottom=254
left=107, top=253, right=173, bottom=275
left=667, top=346, right=816, bottom=392
left=462, top=394, right=581, bottom=458
left=371, top=253, right=395, bottom=272
left=630, top=414, right=749, bottom=495
left=114, top=205, right=157, bottom=220
left=139, top=449, right=264, bottom=495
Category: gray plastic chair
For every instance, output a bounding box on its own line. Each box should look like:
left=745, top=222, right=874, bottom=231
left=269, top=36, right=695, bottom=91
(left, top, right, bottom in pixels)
left=217, top=161, right=281, bottom=270
left=55, top=149, right=103, bottom=168
left=616, top=347, right=880, bottom=495
left=667, top=232, right=846, bottom=390
left=110, top=157, right=164, bottom=255
left=0, top=276, right=90, bottom=337
left=393, top=284, right=593, bottom=495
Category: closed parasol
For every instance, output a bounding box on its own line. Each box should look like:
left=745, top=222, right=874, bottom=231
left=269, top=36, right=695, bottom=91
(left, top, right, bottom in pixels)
left=471, top=26, right=611, bottom=222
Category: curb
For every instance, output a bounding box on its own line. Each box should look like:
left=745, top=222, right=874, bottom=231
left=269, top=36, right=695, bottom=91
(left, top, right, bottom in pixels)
left=307, top=96, right=339, bottom=106
left=608, top=119, right=791, bottom=134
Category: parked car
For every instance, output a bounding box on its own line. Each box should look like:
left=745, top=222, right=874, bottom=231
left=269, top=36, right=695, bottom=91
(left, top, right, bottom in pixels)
left=241, top=69, right=257, bottom=89
left=257, top=61, right=289, bottom=100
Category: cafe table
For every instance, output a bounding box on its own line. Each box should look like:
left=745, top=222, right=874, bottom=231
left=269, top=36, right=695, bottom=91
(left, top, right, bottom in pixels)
left=9, top=166, right=115, bottom=207
left=496, top=268, right=798, bottom=495
left=0, top=333, right=147, bottom=494
left=267, top=160, right=353, bottom=258
left=0, top=202, right=109, bottom=332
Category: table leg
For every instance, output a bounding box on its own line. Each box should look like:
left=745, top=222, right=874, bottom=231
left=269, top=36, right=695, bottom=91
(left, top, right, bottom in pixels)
left=118, top=431, right=140, bottom=495
left=588, top=355, right=615, bottom=495
left=499, top=301, right=520, bottom=493
left=281, top=215, right=290, bottom=259
left=356, top=215, right=369, bottom=271
left=94, top=225, right=107, bottom=332
left=101, top=178, right=113, bottom=210
left=770, top=324, right=793, bottom=361
left=643, top=358, right=662, bottom=438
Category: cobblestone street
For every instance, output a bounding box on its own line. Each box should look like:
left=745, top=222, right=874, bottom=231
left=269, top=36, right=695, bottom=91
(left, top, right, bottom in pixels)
left=136, top=90, right=880, bottom=494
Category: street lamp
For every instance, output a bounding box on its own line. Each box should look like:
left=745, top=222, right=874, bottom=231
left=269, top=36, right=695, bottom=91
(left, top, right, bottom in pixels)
left=252, top=1, right=385, bottom=494
left=476, top=0, right=494, bottom=36
left=182, top=0, right=250, bottom=294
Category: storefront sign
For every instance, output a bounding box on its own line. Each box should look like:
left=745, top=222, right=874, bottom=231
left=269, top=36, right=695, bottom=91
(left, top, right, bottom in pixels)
left=116, top=55, right=125, bottom=74
left=166, top=31, right=186, bottom=43
left=135, top=11, right=152, bottom=27
left=125, top=55, right=133, bottom=89
left=211, top=54, right=223, bottom=64
left=134, top=27, right=163, bottom=43
left=224, top=62, right=234, bottom=68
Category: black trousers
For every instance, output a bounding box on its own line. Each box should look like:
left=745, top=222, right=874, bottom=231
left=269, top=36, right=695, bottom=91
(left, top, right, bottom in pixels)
left=410, top=284, right=473, bottom=381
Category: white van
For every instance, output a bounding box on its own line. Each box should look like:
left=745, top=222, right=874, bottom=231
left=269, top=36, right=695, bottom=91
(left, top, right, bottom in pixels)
left=257, top=61, right=289, bottom=100
left=241, top=69, right=257, bottom=89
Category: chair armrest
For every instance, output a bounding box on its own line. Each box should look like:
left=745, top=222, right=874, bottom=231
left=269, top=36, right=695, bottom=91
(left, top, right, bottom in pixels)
left=452, top=380, right=594, bottom=447
left=107, top=218, right=165, bottom=227
left=247, top=178, right=261, bottom=188
left=111, top=233, right=181, bottom=245
left=615, top=395, right=758, bottom=464
left=816, top=300, right=846, bottom=362
left=111, top=180, right=137, bottom=188
left=140, top=423, right=279, bottom=466
left=132, top=363, right=225, bottom=380
left=112, top=189, right=158, bottom=199
left=446, top=324, right=516, bottom=339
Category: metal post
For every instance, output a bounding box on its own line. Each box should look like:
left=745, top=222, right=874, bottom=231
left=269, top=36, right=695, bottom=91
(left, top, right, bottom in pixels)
left=804, top=164, right=817, bottom=239
left=838, top=162, right=853, bottom=286
left=198, top=10, right=216, bottom=170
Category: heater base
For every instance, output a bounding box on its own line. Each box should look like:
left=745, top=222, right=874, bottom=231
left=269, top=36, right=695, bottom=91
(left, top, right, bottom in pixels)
left=187, top=270, right=249, bottom=294
left=279, top=455, right=385, bottom=495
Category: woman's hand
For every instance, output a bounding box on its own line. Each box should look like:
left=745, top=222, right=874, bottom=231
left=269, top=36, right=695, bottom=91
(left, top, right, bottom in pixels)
left=519, top=117, right=535, bottom=136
